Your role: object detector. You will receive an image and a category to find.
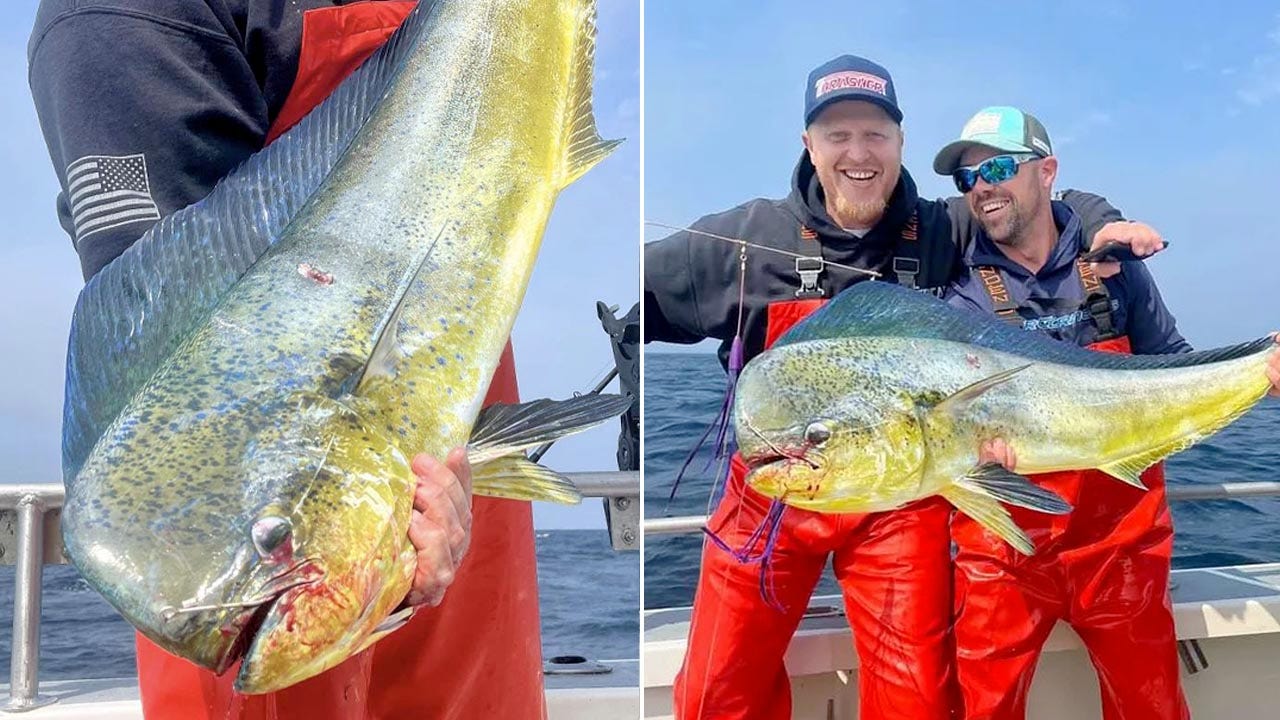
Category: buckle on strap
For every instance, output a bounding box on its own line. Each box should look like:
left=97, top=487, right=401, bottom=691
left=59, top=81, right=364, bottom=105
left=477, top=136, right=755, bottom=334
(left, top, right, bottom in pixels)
left=1085, top=293, right=1118, bottom=339
left=892, top=257, right=920, bottom=288
left=794, top=256, right=825, bottom=299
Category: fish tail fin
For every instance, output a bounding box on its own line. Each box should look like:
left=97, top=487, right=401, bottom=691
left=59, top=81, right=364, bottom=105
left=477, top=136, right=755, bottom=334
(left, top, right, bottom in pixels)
left=941, top=483, right=1036, bottom=555
left=558, top=0, right=622, bottom=188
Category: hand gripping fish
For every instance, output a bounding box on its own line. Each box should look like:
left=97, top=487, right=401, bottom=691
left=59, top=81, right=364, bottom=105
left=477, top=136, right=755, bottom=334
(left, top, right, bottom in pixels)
left=734, top=282, right=1274, bottom=554
left=60, top=0, right=624, bottom=693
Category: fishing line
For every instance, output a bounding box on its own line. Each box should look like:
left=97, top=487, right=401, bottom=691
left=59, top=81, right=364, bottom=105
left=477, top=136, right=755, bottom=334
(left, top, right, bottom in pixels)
left=646, top=221, right=882, bottom=278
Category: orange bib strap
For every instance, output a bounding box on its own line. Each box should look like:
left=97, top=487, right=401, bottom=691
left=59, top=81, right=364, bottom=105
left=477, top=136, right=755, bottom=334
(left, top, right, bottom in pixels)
left=266, top=1, right=419, bottom=144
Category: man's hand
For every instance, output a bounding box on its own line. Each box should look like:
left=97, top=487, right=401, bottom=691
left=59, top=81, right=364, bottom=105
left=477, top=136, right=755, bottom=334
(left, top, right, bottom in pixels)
left=1268, top=334, right=1280, bottom=398
left=405, top=447, right=473, bottom=608
left=978, top=438, right=1018, bottom=471
left=1088, top=221, right=1165, bottom=278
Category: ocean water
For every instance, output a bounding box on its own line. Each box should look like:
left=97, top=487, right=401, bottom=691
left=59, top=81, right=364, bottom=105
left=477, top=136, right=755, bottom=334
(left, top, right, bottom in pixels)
left=0, top=529, right=638, bottom=681
left=644, top=352, right=1280, bottom=609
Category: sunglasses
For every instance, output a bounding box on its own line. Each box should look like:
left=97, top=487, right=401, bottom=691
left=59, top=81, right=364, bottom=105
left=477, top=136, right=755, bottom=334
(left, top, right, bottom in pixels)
left=951, top=153, right=1040, bottom=194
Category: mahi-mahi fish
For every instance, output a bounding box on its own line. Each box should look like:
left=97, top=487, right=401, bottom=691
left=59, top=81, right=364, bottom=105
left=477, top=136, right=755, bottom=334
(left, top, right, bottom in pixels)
left=61, top=0, right=626, bottom=693
left=733, top=282, right=1274, bottom=553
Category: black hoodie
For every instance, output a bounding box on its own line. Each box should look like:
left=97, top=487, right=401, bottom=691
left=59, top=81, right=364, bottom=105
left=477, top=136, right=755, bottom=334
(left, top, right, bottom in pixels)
left=644, top=152, right=1122, bottom=368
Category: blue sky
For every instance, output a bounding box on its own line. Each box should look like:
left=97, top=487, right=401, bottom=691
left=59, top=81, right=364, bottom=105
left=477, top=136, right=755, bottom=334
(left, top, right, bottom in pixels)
left=0, top=1, right=639, bottom=530
left=646, top=0, right=1280, bottom=352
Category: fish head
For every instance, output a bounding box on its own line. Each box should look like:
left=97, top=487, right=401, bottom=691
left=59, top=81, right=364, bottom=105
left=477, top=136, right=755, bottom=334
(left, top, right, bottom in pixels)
left=62, top=393, right=416, bottom=691
left=733, top=340, right=927, bottom=508
left=230, top=395, right=418, bottom=693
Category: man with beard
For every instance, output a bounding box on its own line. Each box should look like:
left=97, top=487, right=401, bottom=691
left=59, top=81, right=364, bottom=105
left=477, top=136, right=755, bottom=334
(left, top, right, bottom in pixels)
left=935, top=105, right=1280, bottom=719
left=644, top=57, right=1163, bottom=720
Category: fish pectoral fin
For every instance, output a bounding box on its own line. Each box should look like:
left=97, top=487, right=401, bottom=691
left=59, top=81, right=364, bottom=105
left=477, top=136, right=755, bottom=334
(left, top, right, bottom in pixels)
left=932, top=364, right=1032, bottom=414
left=558, top=4, right=623, bottom=187
left=941, top=483, right=1036, bottom=556
left=467, top=394, right=631, bottom=465
left=470, top=455, right=582, bottom=505
left=961, top=463, right=1072, bottom=515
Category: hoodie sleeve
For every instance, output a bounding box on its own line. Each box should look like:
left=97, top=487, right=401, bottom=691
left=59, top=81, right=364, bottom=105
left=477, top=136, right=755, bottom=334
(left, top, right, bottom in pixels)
left=1054, top=190, right=1124, bottom=248
left=644, top=230, right=706, bottom=344
left=1119, top=261, right=1193, bottom=355
left=28, top=3, right=269, bottom=280
left=644, top=205, right=760, bottom=345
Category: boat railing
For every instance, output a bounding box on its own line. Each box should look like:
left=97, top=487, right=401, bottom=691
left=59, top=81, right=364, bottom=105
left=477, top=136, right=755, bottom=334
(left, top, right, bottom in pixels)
left=642, top=481, right=1280, bottom=535
left=1, top=470, right=639, bottom=713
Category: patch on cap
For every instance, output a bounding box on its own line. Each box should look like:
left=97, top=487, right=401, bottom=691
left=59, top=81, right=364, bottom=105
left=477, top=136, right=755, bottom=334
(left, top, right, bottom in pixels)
left=1030, top=136, right=1051, bottom=155
left=815, top=71, right=888, bottom=98
left=962, top=111, right=1003, bottom=137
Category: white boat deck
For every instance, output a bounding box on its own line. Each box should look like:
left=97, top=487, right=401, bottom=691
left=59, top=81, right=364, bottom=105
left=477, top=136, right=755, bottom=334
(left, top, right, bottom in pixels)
left=0, top=660, right=640, bottom=719
left=643, top=563, right=1280, bottom=719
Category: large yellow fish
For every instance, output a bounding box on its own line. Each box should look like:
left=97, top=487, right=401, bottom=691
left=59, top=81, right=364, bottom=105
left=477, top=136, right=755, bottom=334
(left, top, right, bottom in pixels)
left=60, top=0, right=624, bottom=693
left=734, top=282, right=1273, bottom=553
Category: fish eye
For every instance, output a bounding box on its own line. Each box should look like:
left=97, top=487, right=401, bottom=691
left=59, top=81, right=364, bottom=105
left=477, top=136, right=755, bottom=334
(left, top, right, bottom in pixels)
left=251, top=515, right=293, bottom=560
left=804, top=422, right=831, bottom=446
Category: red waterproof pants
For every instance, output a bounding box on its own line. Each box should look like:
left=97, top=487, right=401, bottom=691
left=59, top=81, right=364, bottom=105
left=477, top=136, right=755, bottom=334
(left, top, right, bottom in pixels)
left=135, top=4, right=546, bottom=718
left=952, top=336, right=1189, bottom=720
left=673, top=456, right=955, bottom=720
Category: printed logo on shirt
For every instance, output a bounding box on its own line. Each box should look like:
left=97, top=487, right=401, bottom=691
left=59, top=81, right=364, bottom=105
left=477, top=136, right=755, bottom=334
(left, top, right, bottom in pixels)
left=815, top=71, right=887, bottom=98
left=65, top=154, right=161, bottom=244
left=1021, top=299, right=1120, bottom=332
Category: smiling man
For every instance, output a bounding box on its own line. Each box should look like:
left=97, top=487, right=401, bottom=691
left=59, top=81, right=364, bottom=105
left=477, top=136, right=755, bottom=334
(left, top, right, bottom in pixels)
left=644, top=56, right=1162, bottom=720
left=933, top=105, right=1280, bottom=720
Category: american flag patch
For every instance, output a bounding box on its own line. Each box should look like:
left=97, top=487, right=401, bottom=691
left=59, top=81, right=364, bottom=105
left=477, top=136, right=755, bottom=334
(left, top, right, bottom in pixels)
left=65, top=154, right=161, bottom=243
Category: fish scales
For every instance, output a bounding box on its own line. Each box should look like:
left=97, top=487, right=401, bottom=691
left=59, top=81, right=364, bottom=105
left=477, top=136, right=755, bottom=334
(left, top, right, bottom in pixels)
left=735, top=283, right=1273, bottom=551
left=61, top=0, right=619, bottom=693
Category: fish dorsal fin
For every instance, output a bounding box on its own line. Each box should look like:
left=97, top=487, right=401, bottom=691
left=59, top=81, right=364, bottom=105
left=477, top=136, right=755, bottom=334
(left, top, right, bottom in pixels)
left=557, top=1, right=623, bottom=188
left=467, top=394, right=632, bottom=465
left=61, top=2, right=442, bottom=481
left=776, top=281, right=1273, bottom=371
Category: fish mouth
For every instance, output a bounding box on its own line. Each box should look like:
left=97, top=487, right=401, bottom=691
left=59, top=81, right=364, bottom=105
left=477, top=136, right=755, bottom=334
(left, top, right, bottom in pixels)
left=742, top=446, right=821, bottom=472
left=195, top=559, right=325, bottom=674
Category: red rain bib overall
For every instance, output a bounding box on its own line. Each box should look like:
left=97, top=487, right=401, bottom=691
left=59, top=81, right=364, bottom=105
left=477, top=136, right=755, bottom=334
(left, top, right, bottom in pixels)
left=951, top=334, right=1190, bottom=720
left=673, top=296, right=955, bottom=720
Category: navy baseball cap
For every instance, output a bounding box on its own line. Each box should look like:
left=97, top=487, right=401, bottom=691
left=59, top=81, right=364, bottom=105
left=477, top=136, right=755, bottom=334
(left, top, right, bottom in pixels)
left=805, top=55, right=902, bottom=126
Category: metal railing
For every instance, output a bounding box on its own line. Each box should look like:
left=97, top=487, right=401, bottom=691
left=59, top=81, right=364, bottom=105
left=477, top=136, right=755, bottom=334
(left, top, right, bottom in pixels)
left=1, top=470, right=639, bottom=713
left=642, top=481, right=1280, bottom=535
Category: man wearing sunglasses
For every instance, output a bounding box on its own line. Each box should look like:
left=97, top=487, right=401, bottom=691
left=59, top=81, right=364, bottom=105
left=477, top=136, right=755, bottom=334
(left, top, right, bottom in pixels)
left=645, top=56, right=1167, bottom=720
left=934, top=105, right=1229, bottom=719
